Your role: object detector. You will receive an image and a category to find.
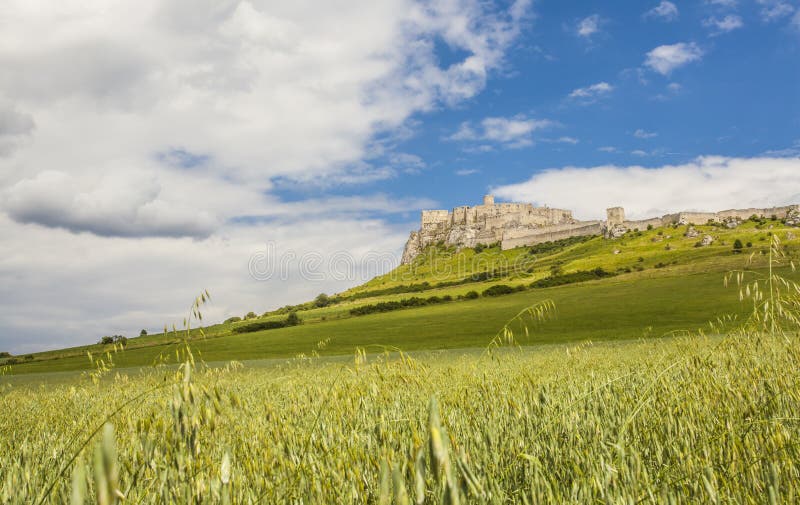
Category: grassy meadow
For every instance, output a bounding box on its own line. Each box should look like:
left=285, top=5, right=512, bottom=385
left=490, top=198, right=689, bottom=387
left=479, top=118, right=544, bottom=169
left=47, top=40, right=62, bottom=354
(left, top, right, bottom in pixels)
left=1, top=267, right=759, bottom=375
left=2, top=223, right=800, bottom=502
left=2, top=333, right=800, bottom=503
left=4, top=219, right=797, bottom=375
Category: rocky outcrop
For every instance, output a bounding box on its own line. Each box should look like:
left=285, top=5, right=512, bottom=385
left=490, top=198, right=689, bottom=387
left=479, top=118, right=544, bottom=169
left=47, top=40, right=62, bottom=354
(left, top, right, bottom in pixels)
left=786, top=210, right=800, bottom=227
left=724, top=218, right=740, bottom=229
left=607, top=224, right=627, bottom=239
left=446, top=225, right=481, bottom=247
left=400, top=231, right=422, bottom=264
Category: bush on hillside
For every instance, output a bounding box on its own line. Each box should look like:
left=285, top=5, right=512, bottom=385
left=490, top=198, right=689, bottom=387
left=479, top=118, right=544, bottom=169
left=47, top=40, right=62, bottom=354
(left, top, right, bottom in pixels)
left=235, top=312, right=303, bottom=333
left=530, top=268, right=615, bottom=289
left=286, top=311, right=301, bottom=326
left=348, top=294, right=458, bottom=317
left=0, top=352, right=10, bottom=358
left=314, top=293, right=330, bottom=308
left=482, top=284, right=515, bottom=297
left=527, top=235, right=596, bottom=256
left=225, top=316, right=242, bottom=324
left=344, top=264, right=536, bottom=302
left=233, top=320, right=287, bottom=333
left=464, top=290, right=479, bottom=300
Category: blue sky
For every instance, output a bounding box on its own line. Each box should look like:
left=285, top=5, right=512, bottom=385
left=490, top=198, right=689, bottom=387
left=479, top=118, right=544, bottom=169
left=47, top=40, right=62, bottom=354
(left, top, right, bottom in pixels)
left=316, top=0, right=800, bottom=218
left=0, top=0, right=798, bottom=353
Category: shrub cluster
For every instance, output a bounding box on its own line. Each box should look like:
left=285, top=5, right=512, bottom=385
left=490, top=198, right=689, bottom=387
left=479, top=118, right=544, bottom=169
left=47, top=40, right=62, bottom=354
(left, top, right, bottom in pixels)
left=232, top=312, right=302, bottom=334
left=529, top=267, right=614, bottom=289
left=2, top=354, right=32, bottom=365
left=349, top=295, right=454, bottom=316
left=348, top=268, right=618, bottom=318
left=527, top=235, right=597, bottom=256
left=482, top=284, right=521, bottom=297
left=345, top=272, right=506, bottom=302
left=473, top=241, right=501, bottom=253
left=99, top=335, right=127, bottom=346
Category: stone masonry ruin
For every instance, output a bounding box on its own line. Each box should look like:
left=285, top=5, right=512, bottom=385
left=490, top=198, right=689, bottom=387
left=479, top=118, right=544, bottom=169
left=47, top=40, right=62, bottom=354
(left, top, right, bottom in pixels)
left=400, top=195, right=800, bottom=265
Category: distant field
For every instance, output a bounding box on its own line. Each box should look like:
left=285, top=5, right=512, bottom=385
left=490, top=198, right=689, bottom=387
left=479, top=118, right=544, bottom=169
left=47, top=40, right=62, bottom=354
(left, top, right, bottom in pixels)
left=5, top=266, right=759, bottom=376
left=3, top=219, right=797, bottom=376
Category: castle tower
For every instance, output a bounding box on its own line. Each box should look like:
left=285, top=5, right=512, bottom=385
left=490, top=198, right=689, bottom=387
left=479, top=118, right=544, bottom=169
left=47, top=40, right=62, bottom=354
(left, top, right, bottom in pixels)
left=606, top=207, right=625, bottom=226
left=483, top=194, right=495, bottom=206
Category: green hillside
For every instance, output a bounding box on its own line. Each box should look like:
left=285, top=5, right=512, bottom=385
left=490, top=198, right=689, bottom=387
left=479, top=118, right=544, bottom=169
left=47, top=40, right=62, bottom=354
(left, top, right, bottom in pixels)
left=4, top=217, right=798, bottom=376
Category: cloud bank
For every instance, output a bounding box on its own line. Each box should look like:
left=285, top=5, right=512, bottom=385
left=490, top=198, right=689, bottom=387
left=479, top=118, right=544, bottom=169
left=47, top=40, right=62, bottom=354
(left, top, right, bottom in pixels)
left=0, top=0, right=532, bottom=353
left=492, top=156, right=800, bottom=220
left=0, top=0, right=531, bottom=238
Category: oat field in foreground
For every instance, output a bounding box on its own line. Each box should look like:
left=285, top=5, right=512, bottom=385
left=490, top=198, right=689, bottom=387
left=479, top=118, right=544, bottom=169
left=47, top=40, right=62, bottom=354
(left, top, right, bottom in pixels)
left=2, top=330, right=799, bottom=504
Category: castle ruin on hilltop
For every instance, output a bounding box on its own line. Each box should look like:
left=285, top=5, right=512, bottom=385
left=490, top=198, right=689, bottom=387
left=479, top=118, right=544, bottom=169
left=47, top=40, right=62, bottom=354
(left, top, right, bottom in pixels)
left=400, top=195, right=800, bottom=264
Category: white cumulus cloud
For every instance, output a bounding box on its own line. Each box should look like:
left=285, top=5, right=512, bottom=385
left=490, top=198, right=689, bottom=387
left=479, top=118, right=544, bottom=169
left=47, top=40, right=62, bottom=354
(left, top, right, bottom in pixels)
left=568, top=82, right=614, bottom=103
left=576, top=14, right=602, bottom=38
left=0, top=0, right=532, bottom=353
left=706, top=0, right=738, bottom=7
left=757, top=0, right=795, bottom=22
left=0, top=0, right=531, bottom=238
left=492, top=156, right=800, bottom=220
left=634, top=129, right=658, bottom=139
left=644, top=1, right=679, bottom=21
left=703, top=15, right=744, bottom=34
left=644, top=43, right=704, bottom=75
left=447, top=116, right=553, bottom=149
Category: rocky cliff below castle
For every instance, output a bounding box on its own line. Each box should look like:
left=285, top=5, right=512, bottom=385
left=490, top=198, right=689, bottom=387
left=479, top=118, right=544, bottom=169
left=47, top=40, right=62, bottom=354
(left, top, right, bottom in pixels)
left=400, top=195, right=800, bottom=265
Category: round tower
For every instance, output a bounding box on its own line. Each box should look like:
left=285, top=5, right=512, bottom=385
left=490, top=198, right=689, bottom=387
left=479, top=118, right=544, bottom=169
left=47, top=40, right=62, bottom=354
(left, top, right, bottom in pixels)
left=483, top=194, right=495, bottom=206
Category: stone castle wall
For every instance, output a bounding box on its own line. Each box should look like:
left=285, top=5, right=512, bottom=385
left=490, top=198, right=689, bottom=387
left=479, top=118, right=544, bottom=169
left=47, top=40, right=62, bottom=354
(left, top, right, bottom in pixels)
left=400, top=196, right=800, bottom=265
left=501, top=221, right=603, bottom=250
left=629, top=205, right=800, bottom=229
left=621, top=217, right=664, bottom=231
left=421, top=210, right=450, bottom=228
left=715, top=205, right=797, bottom=221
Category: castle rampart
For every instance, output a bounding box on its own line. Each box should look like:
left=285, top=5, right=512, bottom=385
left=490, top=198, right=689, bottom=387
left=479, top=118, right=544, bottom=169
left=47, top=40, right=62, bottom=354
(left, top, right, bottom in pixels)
left=399, top=196, right=800, bottom=264
left=421, top=210, right=450, bottom=228
left=621, top=217, right=664, bottom=231
left=501, top=221, right=603, bottom=250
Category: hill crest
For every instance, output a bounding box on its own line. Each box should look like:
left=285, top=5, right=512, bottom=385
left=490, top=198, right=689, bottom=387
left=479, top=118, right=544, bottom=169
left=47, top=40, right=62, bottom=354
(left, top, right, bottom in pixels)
left=401, top=195, right=800, bottom=264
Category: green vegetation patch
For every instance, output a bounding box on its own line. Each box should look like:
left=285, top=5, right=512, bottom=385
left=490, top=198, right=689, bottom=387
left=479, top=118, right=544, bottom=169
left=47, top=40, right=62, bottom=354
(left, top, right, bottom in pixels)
left=2, top=334, right=800, bottom=502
